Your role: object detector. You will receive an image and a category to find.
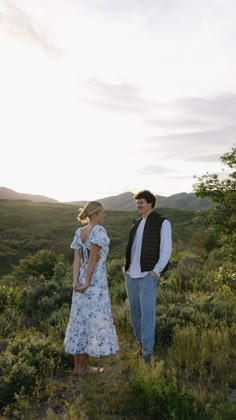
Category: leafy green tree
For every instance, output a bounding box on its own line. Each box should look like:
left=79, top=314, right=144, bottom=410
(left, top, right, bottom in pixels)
left=193, top=146, right=236, bottom=261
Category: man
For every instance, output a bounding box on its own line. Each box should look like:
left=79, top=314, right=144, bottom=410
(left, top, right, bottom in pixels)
left=124, top=190, right=172, bottom=364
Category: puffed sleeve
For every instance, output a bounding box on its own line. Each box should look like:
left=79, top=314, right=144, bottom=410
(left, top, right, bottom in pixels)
left=70, top=228, right=81, bottom=250
left=89, top=225, right=110, bottom=247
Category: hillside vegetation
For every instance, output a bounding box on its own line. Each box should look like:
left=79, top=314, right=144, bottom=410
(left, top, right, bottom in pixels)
left=0, top=201, right=198, bottom=275
left=0, top=147, right=235, bottom=419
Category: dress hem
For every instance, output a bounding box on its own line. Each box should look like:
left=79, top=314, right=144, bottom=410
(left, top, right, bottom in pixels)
left=64, top=349, right=119, bottom=357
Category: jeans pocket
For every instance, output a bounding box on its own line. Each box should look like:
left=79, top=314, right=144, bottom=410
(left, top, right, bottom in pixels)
left=146, top=273, right=157, bottom=280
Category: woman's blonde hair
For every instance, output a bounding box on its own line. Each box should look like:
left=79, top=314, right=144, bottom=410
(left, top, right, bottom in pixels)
left=77, top=201, right=103, bottom=224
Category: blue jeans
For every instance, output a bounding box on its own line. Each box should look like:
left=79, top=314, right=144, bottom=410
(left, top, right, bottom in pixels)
left=125, top=273, right=158, bottom=356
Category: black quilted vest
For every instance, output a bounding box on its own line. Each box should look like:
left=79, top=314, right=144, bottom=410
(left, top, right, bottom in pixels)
left=125, top=211, right=167, bottom=272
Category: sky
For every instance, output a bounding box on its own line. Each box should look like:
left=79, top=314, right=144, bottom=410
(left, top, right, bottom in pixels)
left=0, top=0, right=235, bottom=202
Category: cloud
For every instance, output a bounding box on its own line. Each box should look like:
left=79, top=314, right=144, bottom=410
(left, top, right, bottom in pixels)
left=142, top=94, right=236, bottom=162
left=147, top=94, right=236, bottom=130
left=149, top=124, right=236, bottom=146
left=145, top=125, right=235, bottom=161
left=0, top=2, right=64, bottom=57
left=78, top=0, right=236, bottom=100
left=180, top=95, right=236, bottom=122
left=77, top=82, right=236, bottom=165
left=165, top=175, right=196, bottom=180
left=137, top=165, right=175, bottom=175
left=184, top=153, right=223, bottom=162
left=79, top=78, right=158, bottom=113
left=148, top=118, right=210, bottom=130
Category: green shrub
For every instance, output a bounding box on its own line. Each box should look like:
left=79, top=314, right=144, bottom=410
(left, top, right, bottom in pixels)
left=107, top=258, right=124, bottom=287
left=113, top=301, right=132, bottom=334
left=217, top=263, right=236, bottom=292
left=155, top=310, right=179, bottom=349
left=175, top=254, right=204, bottom=292
left=0, top=332, right=70, bottom=412
left=13, top=250, right=67, bottom=283
left=0, top=285, right=21, bottom=313
left=0, top=307, right=23, bottom=338
left=110, top=284, right=127, bottom=304
left=170, top=325, right=231, bottom=380
left=155, top=302, right=203, bottom=349
left=44, top=303, right=70, bottom=341
left=18, top=279, right=72, bottom=327
left=130, top=361, right=202, bottom=419
left=209, top=286, right=236, bottom=325
left=211, top=402, right=236, bottom=420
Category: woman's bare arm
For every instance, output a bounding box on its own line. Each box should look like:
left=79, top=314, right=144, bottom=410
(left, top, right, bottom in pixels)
left=75, top=243, right=100, bottom=293
left=72, top=250, right=81, bottom=288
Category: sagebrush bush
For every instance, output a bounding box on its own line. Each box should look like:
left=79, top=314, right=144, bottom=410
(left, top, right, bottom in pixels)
left=0, top=307, right=23, bottom=338
left=112, top=300, right=132, bottom=334
left=207, top=286, right=236, bottom=325
left=0, top=285, right=21, bottom=312
left=217, top=263, right=236, bottom=292
left=13, top=250, right=68, bottom=283
left=0, top=332, right=71, bottom=412
left=107, top=258, right=123, bottom=277
left=169, top=325, right=231, bottom=380
left=110, top=284, right=127, bottom=303
left=130, top=360, right=202, bottom=419
left=17, top=279, right=72, bottom=327
left=44, top=303, right=70, bottom=341
left=155, top=301, right=206, bottom=349
left=175, top=253, right=204, bottom=291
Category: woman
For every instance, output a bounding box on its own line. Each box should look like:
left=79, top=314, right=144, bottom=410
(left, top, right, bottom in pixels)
left=64, top=201, right=119, bottom=375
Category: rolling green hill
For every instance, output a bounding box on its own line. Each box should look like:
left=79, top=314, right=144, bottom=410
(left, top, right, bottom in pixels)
left=0, top=200, right=200, bottom=275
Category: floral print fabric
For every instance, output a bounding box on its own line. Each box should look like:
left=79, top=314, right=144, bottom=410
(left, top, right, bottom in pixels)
left=64, top=225, right=119, bottom=357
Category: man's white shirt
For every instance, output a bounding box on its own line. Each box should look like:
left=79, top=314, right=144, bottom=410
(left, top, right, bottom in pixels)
left=127, top=219, right=172, bottom=278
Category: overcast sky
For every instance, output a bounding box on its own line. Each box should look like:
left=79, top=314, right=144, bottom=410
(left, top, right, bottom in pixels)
left=0, top=0, right=235, bottom=201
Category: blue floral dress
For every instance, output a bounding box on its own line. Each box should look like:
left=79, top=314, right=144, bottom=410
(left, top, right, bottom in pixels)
left=64, top=224, right=119, bottom=357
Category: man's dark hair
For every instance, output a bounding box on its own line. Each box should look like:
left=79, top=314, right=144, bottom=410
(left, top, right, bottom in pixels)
left=134, top=190, right=156, bottom=208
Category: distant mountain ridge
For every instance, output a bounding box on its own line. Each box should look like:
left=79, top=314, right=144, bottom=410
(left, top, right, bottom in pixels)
left=0, top=187, right=212, bottom=210
left=95, top=191, right=211, bottom=211
left=62, top=191, right=212, bottom=211
left=0, top=187, right=58, bottom=203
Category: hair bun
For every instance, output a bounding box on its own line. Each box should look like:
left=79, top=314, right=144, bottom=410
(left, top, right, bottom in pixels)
left=77, top=207, right=87, bottom=222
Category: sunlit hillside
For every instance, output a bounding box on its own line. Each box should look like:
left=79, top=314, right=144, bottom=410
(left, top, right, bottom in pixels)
left=0, top=200, right=199, bottom=276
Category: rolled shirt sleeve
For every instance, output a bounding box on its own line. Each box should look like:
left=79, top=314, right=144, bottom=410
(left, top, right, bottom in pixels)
left=153, top=219, right=172, bottom=276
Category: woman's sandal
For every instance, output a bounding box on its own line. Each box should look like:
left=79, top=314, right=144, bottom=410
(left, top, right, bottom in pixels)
left=87, top=366, right=104, bottom=374
left=74, top=366, right=104, bottom=376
